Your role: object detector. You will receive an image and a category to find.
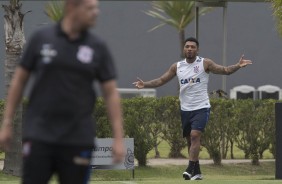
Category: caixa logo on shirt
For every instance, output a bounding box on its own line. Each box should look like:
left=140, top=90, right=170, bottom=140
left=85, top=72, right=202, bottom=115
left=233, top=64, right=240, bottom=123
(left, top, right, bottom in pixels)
left=40, top=44, right=57, bottom=64
left=181, top=77, right=201, bottom=84
left=77, top=45, right=94, bottom=64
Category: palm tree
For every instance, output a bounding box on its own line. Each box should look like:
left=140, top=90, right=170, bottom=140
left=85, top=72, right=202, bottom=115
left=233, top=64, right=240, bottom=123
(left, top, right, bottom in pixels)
left=2, top=0, right=30, bottom=176
left=0, top=0, right=62, bottom=176
left=145, top=1, right=211, bottom=56
left=45, top=0, right=64, bottom=22
left=272, top=0, right=282, bottom=36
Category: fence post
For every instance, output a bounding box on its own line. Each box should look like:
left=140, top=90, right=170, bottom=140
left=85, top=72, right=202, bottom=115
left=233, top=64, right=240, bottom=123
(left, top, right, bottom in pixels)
left=275, top=103, right=282, bottom=179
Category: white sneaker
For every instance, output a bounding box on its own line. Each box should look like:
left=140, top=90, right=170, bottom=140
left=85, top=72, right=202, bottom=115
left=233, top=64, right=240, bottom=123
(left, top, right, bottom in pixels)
left=191, top=174, right=203, bottom=180
left=182, top=172, right=192, bottom=180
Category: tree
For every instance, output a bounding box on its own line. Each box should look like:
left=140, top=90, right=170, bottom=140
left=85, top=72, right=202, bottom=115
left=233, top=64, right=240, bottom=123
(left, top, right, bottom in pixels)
left=45, top=0, right=64, bottom=22
left=145, top=1, right=211, bottom=56
left=272, top=0, right=282, bottom=36
left=2, top=0, right=30, bottom=176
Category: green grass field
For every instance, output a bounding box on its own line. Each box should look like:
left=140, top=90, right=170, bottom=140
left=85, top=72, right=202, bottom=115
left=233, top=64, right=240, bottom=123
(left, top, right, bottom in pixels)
left=1, top=161, right=280, bottom=184
left=89, top=161, right=278, bottom=183
left=0, top=140, right=276, bottom=183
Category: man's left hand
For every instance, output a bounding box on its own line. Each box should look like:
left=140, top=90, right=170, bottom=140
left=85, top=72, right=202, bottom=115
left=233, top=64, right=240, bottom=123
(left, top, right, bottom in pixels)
left=238, top=54, right=252, bottom=68
left=112, top=139, right=125, bottom=164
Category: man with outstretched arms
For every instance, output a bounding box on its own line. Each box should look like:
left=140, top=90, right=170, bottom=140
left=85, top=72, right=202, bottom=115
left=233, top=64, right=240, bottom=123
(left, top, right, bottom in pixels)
left=133, top=37, right=252, bottom=180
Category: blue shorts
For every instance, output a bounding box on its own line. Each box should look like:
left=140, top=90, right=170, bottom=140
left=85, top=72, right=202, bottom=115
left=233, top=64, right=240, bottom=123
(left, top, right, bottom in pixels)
left=181, top=108, right=210, bottom=137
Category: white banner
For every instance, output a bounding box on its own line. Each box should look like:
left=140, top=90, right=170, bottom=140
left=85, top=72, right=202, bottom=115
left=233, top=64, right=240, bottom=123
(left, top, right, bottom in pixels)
left=91, top=138, right=134, bottom=170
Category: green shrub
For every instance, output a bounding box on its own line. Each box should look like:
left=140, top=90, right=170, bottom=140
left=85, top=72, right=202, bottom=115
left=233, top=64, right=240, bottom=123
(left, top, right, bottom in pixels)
left=92, top=97, right=277, bottom=165
left=147, top=98, right=166, bottom=158
left=202, top=99, right=237, bottom=165
left=255, top=100, right=275, bottom=159
left=265, top=101, right=276, bottom=159
left=159, top=97, right=186, bottom=158
left=2, top=97, right=276, bottom=166
left=234, top=100, right=275, bottom=165
left=93, top=98, right=112, bottom=138
left=122, top=98, right=155, bottom=166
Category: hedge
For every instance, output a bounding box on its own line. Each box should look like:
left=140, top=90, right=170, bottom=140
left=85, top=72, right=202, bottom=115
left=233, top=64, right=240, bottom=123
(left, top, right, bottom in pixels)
left=0, top=98, right=277, bottom=166
left=95, top=97, right=277, bottom=166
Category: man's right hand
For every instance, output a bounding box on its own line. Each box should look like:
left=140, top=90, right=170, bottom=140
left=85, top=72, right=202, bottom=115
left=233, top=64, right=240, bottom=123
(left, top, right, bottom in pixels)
left=132, top=77, right=144, bottom=89
left=0, top=119, right=13, bottom=151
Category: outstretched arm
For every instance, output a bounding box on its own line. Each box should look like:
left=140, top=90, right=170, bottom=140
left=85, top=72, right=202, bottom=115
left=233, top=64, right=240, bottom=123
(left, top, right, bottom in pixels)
left=133, top=63, right=177, bottom=89
left=205, top=55, right=252, bottom=75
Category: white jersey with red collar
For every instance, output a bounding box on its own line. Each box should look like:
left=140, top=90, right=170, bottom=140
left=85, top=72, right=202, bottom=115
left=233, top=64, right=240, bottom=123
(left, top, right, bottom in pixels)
left=176, top=56, right=210, bottom=111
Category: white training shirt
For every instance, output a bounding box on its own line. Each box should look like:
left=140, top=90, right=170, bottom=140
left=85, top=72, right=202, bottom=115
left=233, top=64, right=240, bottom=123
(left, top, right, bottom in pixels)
left=176, top=56, right=211, bottom=111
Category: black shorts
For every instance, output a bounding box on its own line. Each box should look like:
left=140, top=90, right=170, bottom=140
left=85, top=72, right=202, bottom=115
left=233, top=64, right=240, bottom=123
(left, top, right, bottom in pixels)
left=181, top=108, right=210, bottom=137
left=22, top=140, right=93, bottom=184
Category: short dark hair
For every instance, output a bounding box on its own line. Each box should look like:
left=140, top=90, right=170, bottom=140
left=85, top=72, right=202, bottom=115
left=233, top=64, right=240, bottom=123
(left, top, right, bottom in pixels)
left=184, top=37, right=199, bottom=48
